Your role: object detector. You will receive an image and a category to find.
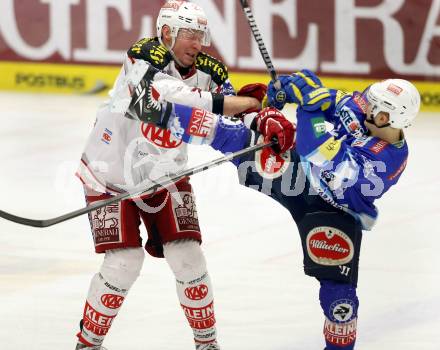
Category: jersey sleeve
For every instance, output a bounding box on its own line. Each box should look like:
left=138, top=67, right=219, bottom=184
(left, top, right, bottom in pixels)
left=153, top=72, right=220, bottom=112
left=320, top=89, right=352, bottom=124
left=110, top=55, right=225, bottom=115
left=169, top=102, right=251, bottom=165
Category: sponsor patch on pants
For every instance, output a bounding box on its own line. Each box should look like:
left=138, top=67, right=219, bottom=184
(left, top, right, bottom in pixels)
left=306, top=226, right=354, bottom=266
left=90, top=203, right=122, bottom=246
left=171, top=191, right=200, bottom=232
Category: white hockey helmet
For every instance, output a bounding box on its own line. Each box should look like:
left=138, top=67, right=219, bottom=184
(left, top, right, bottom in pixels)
left=366, top=79, right=420, bottom=129
left=156, top=1, right=211, bottom=48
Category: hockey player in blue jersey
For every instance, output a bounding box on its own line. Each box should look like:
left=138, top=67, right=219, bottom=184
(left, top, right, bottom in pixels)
left=261, top=72, right=420, bottom=349
left=125, top=66, right=420, bottom=350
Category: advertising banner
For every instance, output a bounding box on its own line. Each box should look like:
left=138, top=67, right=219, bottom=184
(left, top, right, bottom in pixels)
left=0, top=0, right=439, bottom=109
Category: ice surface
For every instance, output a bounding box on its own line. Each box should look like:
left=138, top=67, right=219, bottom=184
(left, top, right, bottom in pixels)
left=0, top=92, right=438, bottom=350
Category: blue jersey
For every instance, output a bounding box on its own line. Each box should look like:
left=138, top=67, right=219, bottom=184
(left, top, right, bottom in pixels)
left=171, top=96, right=409, bottom=230
left=295, top=111, right=407, bottom=229
left=324, top=90, right=369, bottom=139
left=291, top=90, right=408, bottom=229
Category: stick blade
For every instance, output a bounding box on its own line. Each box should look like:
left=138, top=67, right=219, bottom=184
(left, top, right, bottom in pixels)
left=0, top=210, right=49, bottom=228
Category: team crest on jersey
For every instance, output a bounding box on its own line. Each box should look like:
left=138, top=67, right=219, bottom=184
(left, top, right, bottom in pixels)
left=141, top=123, right=183, bottom=149
left=101, top=128, right=112, bottom=144
left=255, top=138, right=290, bottom=179
left=306, top=226, right=354, bottom=266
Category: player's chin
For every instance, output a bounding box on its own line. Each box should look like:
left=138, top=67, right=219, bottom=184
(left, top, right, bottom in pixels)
left=182, top=53, right=197, bottom=66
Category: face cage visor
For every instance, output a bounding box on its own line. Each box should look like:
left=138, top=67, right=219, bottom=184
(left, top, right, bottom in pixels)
left=171, top=26, right=211, bottom=47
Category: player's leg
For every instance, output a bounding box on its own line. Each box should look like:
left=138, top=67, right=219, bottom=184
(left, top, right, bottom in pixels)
left=297, top=211, right=363, bottom=350
left=319, top=279, right=359, bottom=350
left=164, top=240, right=218, bottom=349
left=142, top=179, right=219, bottom=349
left=75, top=190, right=145, bottom=349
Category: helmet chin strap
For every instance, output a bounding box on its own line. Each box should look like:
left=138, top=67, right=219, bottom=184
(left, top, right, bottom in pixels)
left=365, top=106, right=390, bottom=129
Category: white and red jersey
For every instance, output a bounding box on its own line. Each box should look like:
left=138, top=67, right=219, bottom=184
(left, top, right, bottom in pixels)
left=77, top=43, right=234, bottom=195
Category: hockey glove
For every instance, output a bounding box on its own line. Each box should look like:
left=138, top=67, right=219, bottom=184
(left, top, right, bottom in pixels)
left=284, top=70, right=331, bottom=111
left=237, top=83, right=267, bottom=102
left=266, top=75, right=293, bottom=110
left=253, top=107, right=296, bottom=154
left=301, top=87, right=332, bottom=111
left=235, top=83, right=268, bottom=117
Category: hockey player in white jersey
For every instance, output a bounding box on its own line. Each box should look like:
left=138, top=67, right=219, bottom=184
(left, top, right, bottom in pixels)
left=74, top=2, right=265, bottom=349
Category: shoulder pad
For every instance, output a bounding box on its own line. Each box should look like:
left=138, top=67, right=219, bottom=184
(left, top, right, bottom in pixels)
left=195, top=52, right=229, bottom=86
left=127, top=37, right=173, bottom=70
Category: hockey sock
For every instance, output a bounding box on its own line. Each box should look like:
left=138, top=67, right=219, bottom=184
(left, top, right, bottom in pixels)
left=77, top=247, right=144, bottom=347
left=164, top=240, right=217, bottom=345
left=319, top=279, right=359, bottom=350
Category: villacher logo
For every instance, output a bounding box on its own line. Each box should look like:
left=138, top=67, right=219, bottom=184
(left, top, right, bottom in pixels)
left=306, top=226, right=354, bottom=266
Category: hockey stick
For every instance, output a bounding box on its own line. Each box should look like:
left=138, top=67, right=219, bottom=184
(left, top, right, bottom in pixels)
left=81, top=80, right=109, bottom=96
left=0, top=141, right=274, bottom=228
left=239, top=0, right=277, bottom=82
left=239, top=0, right=285, bottom=101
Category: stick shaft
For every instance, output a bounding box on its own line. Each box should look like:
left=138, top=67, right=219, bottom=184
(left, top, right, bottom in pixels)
left=0, top=141, right=273, bottom=228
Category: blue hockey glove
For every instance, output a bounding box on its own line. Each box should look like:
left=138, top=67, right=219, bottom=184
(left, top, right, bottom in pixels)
left=301, top=87, right=332, bottom=111
left=285, top=69, right=322, bottom=103
left=285, top=70, right=331, bottom=111
left=266, top=75, right=292, bottom=110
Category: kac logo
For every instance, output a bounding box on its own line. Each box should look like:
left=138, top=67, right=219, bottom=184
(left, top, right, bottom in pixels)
left=101, top=294, right=125, bottom=309
left=184, top=284, right=209, bottom=300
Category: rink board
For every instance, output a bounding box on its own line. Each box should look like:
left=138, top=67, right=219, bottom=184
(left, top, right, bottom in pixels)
left=0, top=61, right=439, bottom=112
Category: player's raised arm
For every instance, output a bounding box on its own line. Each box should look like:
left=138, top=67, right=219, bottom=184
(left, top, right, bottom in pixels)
left=111, top=57, right=263, bottom=119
